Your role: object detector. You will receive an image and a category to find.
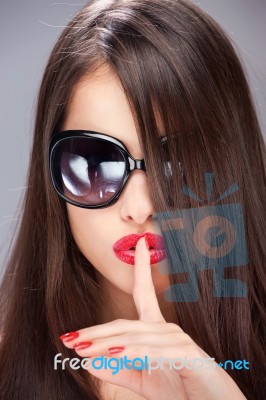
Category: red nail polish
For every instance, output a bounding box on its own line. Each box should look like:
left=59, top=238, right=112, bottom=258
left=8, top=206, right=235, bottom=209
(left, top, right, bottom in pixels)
left=108, top=346, right=125, bottom=354
left=73, top=341, right=93, bottom=350
left=59, top=331, right=79, bottom=342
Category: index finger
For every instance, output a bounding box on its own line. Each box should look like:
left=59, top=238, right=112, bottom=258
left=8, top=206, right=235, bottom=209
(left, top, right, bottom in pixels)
left=133, top=237, right=165, bottom=322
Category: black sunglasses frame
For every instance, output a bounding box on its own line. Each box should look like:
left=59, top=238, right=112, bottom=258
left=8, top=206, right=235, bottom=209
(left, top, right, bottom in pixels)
left=48, top=130, right=159, bottom=209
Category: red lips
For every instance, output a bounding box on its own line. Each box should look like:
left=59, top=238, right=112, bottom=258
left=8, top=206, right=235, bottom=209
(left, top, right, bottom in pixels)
left=113, top=232, right=166, bottom=265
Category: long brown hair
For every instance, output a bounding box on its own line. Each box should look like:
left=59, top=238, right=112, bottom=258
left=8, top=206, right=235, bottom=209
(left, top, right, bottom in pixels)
left=1, top=0, right=265, bottom=398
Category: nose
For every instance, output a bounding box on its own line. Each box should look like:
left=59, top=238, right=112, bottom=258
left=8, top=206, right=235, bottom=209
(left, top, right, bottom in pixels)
left=119, top=170, right=155, bottom=225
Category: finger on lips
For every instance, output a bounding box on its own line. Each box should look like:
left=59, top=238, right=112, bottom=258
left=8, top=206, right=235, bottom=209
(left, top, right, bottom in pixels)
left=133, top=237, right=165, bottom=323
left=60, top=236, right=167, bottom=354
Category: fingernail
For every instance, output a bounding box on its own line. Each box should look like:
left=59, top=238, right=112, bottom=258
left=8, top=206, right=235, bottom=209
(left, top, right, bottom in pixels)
left=73, top=341, right=93, bottom=350
left=59, top=331, right=79, bottom=342
left=108, top=346, right=125, bottom=354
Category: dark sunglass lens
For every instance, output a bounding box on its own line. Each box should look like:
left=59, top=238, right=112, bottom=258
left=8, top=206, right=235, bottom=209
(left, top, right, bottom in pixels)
left=51, top=137, right=126, bottom=205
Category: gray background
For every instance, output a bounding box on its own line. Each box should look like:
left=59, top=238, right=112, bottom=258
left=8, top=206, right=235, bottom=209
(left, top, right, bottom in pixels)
left=0, top=0, right=265, bottom=277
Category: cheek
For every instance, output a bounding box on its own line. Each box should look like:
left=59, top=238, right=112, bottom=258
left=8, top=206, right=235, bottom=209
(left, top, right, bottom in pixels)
left=66, top=205, right=105, bottom=261
left=66, top=206, right=134, bottom=293
left=66, top=205, right=123, bottom=282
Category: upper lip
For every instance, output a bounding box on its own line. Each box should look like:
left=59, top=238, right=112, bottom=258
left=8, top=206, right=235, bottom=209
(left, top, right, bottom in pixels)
left=113, top=232, right=164, bottom=251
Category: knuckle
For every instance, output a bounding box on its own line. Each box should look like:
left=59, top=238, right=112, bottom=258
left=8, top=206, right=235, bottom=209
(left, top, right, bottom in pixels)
left=170, top=331, right=193, bottom=346
left=182, top=332, right=194, bottom=345
left=185, top=341, right=200, bottom=357
left=167, top=322, right=182, bottom=332
left=128, top=333, right=142, bottom=344
left=112, top=318, right=125, bottom=326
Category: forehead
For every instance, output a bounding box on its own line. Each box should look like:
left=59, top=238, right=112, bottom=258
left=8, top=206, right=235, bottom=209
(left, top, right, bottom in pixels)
left=62, top=63, right=165, bottom=145
left=63, top=65, right=134, bottom=138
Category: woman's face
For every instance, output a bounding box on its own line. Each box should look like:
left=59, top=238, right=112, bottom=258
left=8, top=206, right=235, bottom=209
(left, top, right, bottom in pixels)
left=62, top=64, right=170, bottom=296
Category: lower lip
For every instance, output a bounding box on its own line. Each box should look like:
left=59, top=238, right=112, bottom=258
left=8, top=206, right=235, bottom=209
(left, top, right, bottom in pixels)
left=113, top=249, right=166, bottom=265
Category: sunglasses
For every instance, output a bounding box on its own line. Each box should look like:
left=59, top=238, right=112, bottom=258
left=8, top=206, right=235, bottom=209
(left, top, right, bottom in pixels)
left=48, top=130, right=178, bottom=209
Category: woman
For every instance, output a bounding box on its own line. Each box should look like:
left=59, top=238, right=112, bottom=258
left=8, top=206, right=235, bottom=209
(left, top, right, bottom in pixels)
left=0, top=0, right=265, bottom=399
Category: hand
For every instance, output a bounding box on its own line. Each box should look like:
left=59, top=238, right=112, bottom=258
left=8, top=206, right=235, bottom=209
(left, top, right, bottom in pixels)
left=60, top=237, right=247, bottom=400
